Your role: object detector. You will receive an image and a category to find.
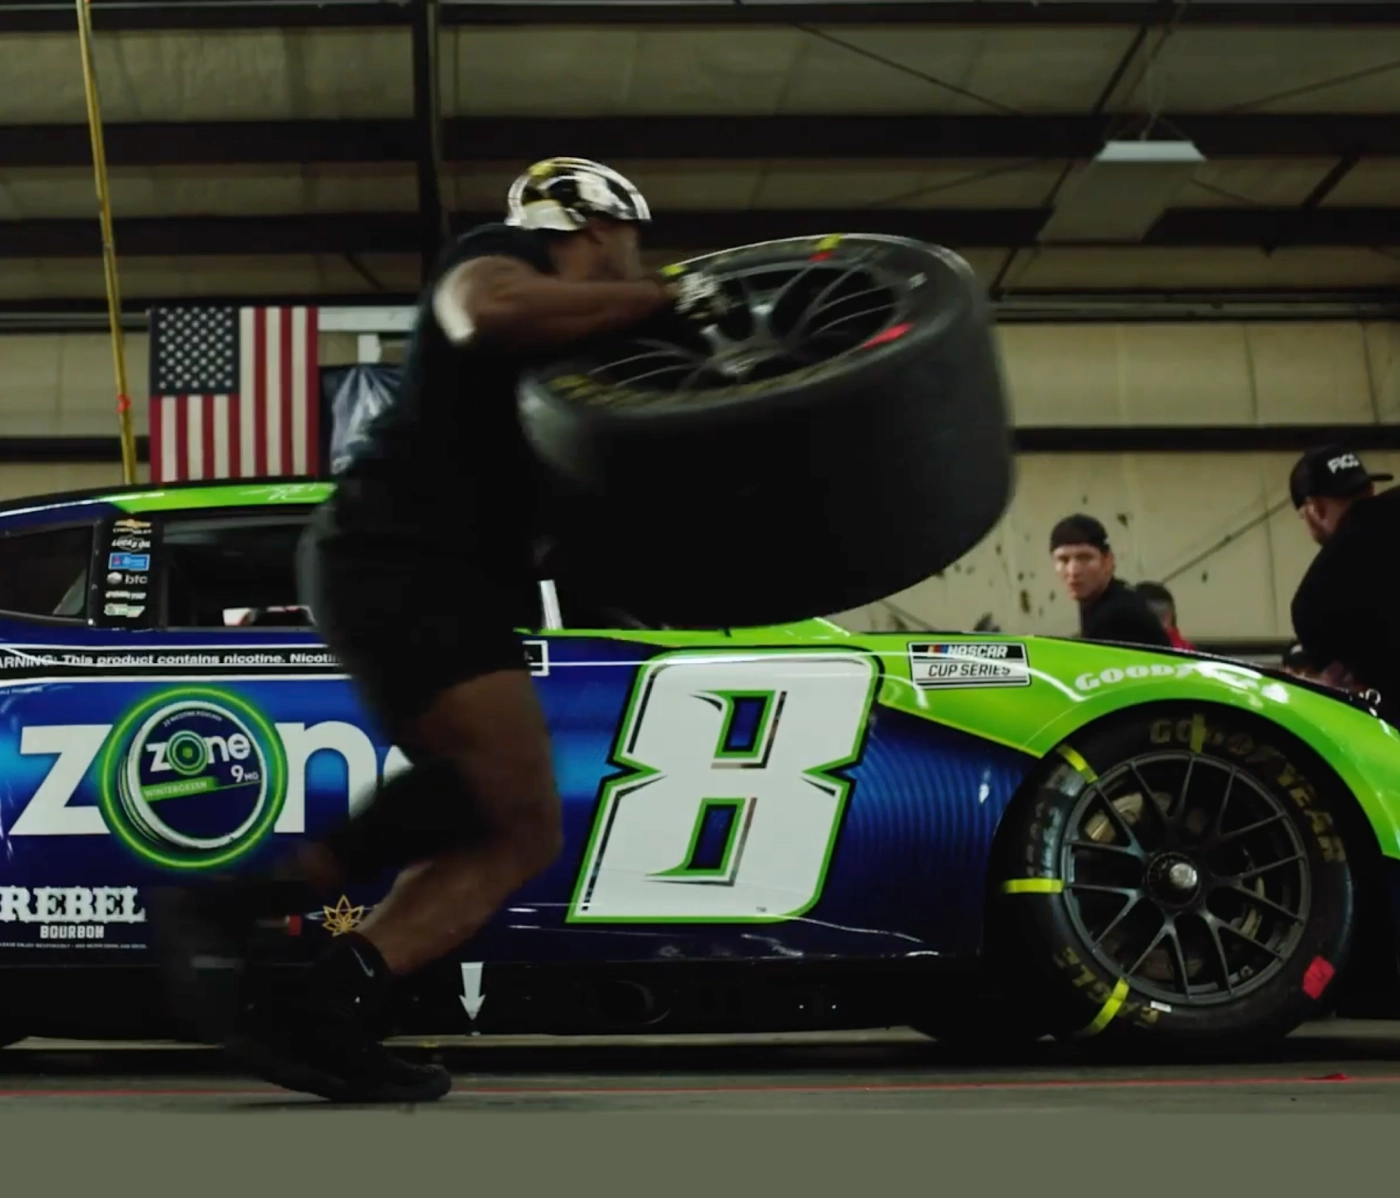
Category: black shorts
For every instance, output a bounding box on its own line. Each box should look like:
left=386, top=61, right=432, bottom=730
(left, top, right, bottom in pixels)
left=297, top=506, right=537, bottom=739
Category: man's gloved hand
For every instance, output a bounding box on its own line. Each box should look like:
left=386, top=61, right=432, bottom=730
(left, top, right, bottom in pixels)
left=658, top=270, right=732, bottom=328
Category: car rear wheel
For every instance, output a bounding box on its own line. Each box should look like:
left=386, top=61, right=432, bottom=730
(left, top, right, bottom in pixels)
left=994, top=704, right=1357, bottom=1053
left=518, top=233, right=1014, bottom=628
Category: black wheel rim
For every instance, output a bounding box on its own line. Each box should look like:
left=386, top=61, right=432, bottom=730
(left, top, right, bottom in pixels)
left=1058, top=750, right=1311, bottom=1008
left=580, top=247, right=914, bottom=397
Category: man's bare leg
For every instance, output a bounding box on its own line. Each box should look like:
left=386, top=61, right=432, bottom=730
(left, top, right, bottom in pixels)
left=216, top=669, right=560, bottom=1102
left=349, top=668, right=563, bottom=975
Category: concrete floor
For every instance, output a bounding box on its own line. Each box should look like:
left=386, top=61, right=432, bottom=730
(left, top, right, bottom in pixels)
left=6, top=1020, right=1400, bottom=1113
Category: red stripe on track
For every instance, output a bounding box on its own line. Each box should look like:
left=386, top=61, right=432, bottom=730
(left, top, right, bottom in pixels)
left=0, top=1073, right=1393, bottom=1100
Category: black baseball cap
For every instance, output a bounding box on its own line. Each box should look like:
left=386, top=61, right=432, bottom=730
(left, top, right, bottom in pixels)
left=1049, top=514, right=1110, bottom=553
left=1288, top=444, right=1394, bottom=508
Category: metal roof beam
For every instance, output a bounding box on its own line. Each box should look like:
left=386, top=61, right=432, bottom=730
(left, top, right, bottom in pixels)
left=2, top=1, right=1397, bottom=34
left=0, top=206, right=1394, bottom=257
left=1, top=114, right=1397, bottom=169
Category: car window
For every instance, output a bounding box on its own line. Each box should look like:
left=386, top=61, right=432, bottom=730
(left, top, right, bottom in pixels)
left=161, top=513, right=315, bottom=629
left=0, top=524, right=94, bottom=620
left=543, top=577, right=671, bottom=632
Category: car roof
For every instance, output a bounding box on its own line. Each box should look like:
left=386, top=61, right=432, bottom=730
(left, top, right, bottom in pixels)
left=0, top=476, right=335, bottom=525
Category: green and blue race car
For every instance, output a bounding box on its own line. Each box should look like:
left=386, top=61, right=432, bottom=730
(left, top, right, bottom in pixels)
left=0, top=477, right=1396, bottom=1051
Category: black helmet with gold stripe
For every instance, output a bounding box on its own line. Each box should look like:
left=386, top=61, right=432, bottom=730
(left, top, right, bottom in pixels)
left=505, top=157, right=651, bottom=232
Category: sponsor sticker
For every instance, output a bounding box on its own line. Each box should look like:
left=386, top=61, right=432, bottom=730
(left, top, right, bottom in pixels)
left=113, top=518, right=152, bottom=533
left=98, top=687, right=288, bottom=870
left=108, top=552, right=150, bottom=571
left=111, top=534, right=152, bottom=552
left=907, top=641, right=1031, bottom=689
left=1075, top=663, right=1195, bottom=691
left=316, top=894, right=369, bottom=936
left=0, top=886, right=146, bottom=948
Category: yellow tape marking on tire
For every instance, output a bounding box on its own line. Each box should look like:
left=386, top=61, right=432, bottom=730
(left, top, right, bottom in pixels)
left=816, top=234, right=844, bottom=250
left=1076, top=977, right=1130, bottom=1038
left=1056, top=745, right=1098, bottom=782
left=1000, top=878, right=1065, bottom=894
left=658, top=263, right=685, bottom=278
left=1189, top=713, right=1207, bottom=753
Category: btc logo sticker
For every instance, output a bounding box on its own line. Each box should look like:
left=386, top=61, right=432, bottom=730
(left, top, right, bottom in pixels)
left=99, top=688, right=288, bottom=870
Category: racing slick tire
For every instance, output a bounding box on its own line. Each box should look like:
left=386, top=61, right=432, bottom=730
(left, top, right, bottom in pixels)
left=994, top=704, right=1358, bottom=1055
left=518, top=233, right=1013, bottom=628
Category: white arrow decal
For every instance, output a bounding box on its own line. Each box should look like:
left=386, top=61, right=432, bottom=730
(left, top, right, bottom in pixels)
left=459, top=962, right=485, bottom=1020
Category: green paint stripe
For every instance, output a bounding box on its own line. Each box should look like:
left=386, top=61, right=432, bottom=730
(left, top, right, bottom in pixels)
left=1077, top=978, right=1131, bottom=1037
left=109, top=482, right=333, bottom=515
left=1000, top=878, right=1064, bottom=894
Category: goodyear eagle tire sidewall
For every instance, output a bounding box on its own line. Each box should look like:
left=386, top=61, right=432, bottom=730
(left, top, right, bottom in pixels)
left=1002, top=704, right=1356, bottom=1048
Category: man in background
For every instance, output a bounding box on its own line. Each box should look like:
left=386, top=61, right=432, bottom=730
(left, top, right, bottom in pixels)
left=1135, top=581, right=1195, bottom=650
left=1049, top=514, right=1173, bottom=648
left=1288, top=444, right=1400, bottom=708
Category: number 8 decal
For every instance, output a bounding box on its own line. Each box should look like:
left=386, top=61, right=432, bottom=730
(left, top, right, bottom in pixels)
left=567, top=650, right=880, bottom=923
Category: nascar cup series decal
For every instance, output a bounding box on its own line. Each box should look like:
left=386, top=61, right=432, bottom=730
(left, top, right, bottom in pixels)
left=97, top=687, right=288, bottom=870
left=906, top=642, right=1031, bottom=690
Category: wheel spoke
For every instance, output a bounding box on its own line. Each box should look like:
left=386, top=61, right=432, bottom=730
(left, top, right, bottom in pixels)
left=1124, top=920, right=1170, bottom=979
left=1067, top=838, right=1144, bottom=861
left=1066, top=882, right=1141, bottom=898
left=1211, top=913, right=1285, bottom=961
left=1207, top=766, right=1238, bottom=842
left=1163, top=920, right=1193, bottom=998
left=1126, top=762, right=1171, bottom=844
left=1088, top=787, right=1146, bottom=856
left=595, top=341, right=707, bottom=373
left=676, top=361, right=721, bottom=391
left=1089, top=893, right=1145, bottom=950
left=1173, top=753, right=1197, bottom=827
left=1210, top=811, right=1287, bottom=848
left=614, top=361, right=708, bottom=389
left=1238, top=853, right=1305, bottom=881
left=787, top=259, right=882, bottom=340
left=766, top=262, right=827, bottom=319
left=1197, top=911, right=1237, bottom=996
left=800, top=291, right=895, bottom=338
left=1218, top=882, right=1305, bottom=924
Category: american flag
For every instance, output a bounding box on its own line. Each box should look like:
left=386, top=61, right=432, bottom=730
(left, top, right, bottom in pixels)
left=148, top=305, right=321, bottom=482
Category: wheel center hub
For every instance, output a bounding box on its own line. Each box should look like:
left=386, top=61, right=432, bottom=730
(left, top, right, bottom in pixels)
left=1146, top=852, right=1203, bottom=907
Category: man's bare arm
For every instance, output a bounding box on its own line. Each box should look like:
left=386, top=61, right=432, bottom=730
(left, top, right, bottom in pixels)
left=433, top=256, right=676, bottom=350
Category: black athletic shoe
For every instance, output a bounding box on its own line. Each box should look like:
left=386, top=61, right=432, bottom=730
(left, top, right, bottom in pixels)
left=146, top=885, right=256, bottom=1044
left=227, top=993, right=452, bottom=1104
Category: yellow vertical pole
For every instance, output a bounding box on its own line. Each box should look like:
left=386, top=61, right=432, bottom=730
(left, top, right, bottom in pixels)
left=74, top=0, right=138, bottom=485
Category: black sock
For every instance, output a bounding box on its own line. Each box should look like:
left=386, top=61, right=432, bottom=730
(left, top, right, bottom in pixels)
left=301, top=932, right=396, bottom=1016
